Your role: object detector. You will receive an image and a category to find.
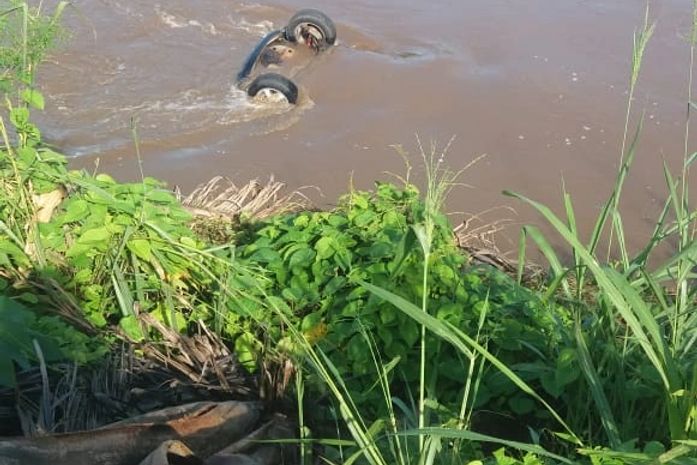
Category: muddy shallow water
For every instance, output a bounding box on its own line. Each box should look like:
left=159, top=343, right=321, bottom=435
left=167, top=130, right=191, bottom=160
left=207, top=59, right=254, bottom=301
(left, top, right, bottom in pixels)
left=35, top=0, right=697, bottom=255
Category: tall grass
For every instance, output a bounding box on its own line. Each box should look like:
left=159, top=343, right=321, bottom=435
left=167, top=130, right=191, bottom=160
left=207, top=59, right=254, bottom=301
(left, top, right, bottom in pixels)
left=272, top=287, right=576, bottom=465
left=1, top=1, right=68, bottom=99
left=411, top=137, right=458, bottom=452
left=606, top=3, right=655, bottom=264
left=505, top=0, right=697, bottom=446
left=274, top=4, right=697, bottom=463
left=0, top=0, right=63, bottom=252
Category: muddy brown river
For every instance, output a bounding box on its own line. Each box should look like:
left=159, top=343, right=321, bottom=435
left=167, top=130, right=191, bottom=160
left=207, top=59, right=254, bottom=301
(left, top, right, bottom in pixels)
left=35, top=0, right=697, bottom=255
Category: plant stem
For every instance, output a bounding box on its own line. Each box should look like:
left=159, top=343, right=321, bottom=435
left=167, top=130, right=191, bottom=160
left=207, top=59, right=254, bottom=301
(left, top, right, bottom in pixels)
left=675, top=0, right=697, bottom=350
left=295, top=368, right=307, bottom=465
left=21, top=3, right=28, bottom=78
left=606, top=3, right=653, bottom=262
left=418, top=248, right=429, bottom=454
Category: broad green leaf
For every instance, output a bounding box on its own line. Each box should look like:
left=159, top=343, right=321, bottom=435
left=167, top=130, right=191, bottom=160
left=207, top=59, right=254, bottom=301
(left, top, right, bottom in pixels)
left=352, top=193, right=369, bottom=209
left=301, top=311, right=324, bottom=332
left=368, top=241, right=392, bottom=259
left=235, top=332, right=260, bottom=372
left=249, top=247, right=281, bottom=263
left=399, top=318, right=419, bottom=347
left=17, top=147, right=37, bottom=164
left=119, top=315, right=144, bottom=342
left=147, top=189, right=176, bottom=204
left=555, top=348, right=579, bottom=387
left=540, top=371, right=562, bottom=398
left=21, top=89, right=45, bottom=110
left=9, top=107, right=29, bottom=127
left=508, top=395, right=535, bottom=415
left=289, top=248, right=315, bottom=268
left=95, top=173, right=116, bottom=184
left=78, top=227, right=111, bottom=244
left=315, top=236, right=335, bottom=259
left=127, top=239, right=153, bottom=262
left=62, top=199, right=89, bottom=223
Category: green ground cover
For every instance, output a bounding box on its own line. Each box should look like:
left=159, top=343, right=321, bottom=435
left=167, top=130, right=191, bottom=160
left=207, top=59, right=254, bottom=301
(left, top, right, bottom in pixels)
left=0, top=2, right=695, bottom=464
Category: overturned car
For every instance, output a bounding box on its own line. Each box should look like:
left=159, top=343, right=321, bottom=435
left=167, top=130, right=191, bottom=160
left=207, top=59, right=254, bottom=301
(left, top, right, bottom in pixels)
left=236, top=9, right=336, bottom=105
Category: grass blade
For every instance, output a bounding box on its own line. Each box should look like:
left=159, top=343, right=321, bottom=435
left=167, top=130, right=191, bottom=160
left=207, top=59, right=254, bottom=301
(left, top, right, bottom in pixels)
left=505, top=189, right=693, bottom=439
left=360, top=280, right=582, bottom=445
left=575, top=322, right=621, bottom=448
left=400, top=427, right=576, bottom=464
left=520, top=225, right=572, bottom=297
left=505, top=190, right=676, bottom=384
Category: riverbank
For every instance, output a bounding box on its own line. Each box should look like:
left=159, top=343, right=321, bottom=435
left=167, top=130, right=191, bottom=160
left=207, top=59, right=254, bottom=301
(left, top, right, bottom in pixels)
left=1, top=2, right=695, bottom=464
left=1, top=124, right=695, bottom=463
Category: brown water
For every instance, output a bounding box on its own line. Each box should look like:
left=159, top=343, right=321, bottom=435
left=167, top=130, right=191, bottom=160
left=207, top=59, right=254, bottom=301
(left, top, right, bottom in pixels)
left=35, top=0, right=697, bottom=254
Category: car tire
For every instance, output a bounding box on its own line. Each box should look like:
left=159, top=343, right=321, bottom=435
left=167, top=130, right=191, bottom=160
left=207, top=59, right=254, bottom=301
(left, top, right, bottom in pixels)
left=247, top=73, right=299, bottom=104
left=284, top=9, right=336, bottom=49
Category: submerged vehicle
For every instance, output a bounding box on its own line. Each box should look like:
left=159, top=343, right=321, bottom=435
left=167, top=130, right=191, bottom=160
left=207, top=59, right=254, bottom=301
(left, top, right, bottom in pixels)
left=236, top=9, right=336, bottom=104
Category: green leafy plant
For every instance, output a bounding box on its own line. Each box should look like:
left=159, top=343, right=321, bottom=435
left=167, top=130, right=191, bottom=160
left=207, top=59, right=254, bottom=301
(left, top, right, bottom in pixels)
left=0, top=295, right=105, bottom=387
left=0, top=0, right=67, bottom=99
left=229, top=180, right=563, bottom=420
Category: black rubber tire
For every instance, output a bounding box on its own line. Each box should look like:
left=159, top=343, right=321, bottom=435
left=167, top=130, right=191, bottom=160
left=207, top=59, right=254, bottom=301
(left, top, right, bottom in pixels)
left=247, top=73, right=299, bottom=104
left=284, top=9, right=336, bottom=48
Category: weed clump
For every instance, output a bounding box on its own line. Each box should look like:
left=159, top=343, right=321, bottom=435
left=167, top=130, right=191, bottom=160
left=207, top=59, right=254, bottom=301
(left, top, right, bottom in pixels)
left=189, top=215, right=239, bottom=244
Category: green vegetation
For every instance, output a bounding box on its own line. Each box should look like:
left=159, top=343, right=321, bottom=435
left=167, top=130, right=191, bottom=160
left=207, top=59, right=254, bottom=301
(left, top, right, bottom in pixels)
left=1, top=0, right=66, bottom=99
left=0, top=1, right=695, bottom=465
left=231, top=179, right=563, bottom=415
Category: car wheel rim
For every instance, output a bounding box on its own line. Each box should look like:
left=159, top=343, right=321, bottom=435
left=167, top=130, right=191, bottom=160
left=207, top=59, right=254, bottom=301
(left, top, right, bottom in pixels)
left=255, top=87, right=289, bottom=104
left=293, top=23, right=324, bottom=49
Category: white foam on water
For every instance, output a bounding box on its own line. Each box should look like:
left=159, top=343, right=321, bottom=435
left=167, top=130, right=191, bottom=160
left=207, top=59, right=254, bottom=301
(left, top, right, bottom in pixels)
left=101, top=88, right=249, bottom=128
left=226, top=15, right=274, bottom=37
left=246, top=96, right=315, bottom=135
left=216, top=88, right=282, bottom=125
left=155, top=3, right=274, bottom=37
left=158, top=10, right=187, bottom=28
left=216, top=85, right=315, bottom=132
left=155, top=7, right=219, bottom=35
left=105, top=0, right=146, bottom=20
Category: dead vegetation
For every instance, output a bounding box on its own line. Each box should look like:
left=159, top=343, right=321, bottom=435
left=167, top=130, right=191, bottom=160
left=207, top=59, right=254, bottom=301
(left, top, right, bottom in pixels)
left=453, top=208, right=542, bottom=282
left=178, top=176, right=313, bottom=220
left=179, top=175, right=531, bottom=277
left=2, top=317, right=254, bottom=438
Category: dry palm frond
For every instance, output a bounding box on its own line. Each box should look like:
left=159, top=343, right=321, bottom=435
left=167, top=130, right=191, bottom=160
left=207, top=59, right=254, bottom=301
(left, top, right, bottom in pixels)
left=454, top=208, right=515, bottom=269
left=10, top=347, right=134, bottom=436
left=133, top=314, right=254, bottom=399
left=3, top=319, right=255, bottom=437
left=179, top=176, right=314, bottom=220
left=454, top=207, right=542, bottom=280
